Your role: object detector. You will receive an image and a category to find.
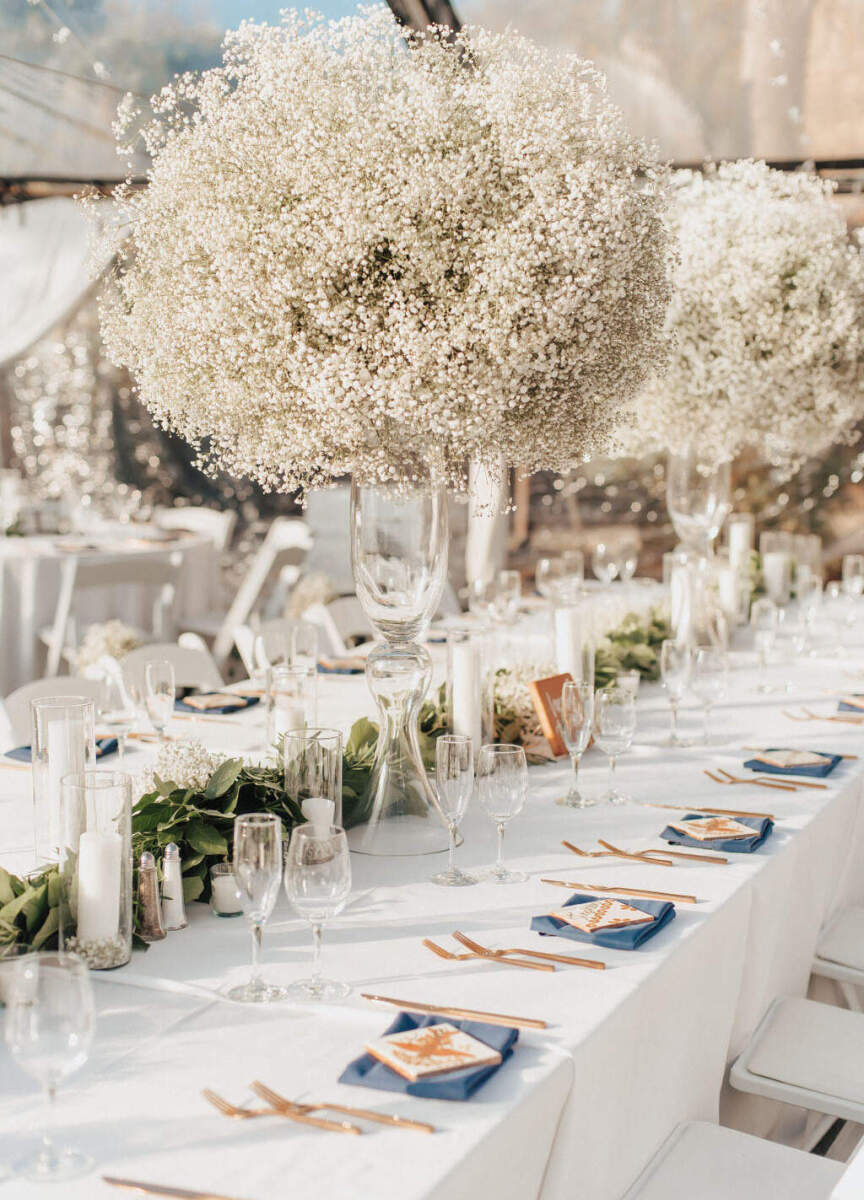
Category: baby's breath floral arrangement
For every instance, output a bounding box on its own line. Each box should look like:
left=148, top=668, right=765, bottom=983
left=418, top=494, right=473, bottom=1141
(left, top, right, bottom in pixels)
left=621, top=161, right=864, bottom=469
left=100, top=9, right=671, bottom=493
left=73, top=620, right=143, bottom=671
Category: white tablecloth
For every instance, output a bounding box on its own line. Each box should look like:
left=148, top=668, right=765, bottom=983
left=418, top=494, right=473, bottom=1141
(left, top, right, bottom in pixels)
left=0, top=529, right=220, bottom=693
left=2, top=623, right=864, bottom=1199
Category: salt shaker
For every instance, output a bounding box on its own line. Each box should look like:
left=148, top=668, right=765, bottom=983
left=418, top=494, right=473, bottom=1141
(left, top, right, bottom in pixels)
left=137, top=851, right=166, bottom=942
left=161, top=842, right=188, bottom=931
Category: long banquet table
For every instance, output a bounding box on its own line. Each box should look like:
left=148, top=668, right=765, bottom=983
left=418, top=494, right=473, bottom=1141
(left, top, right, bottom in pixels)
left=2, top=623, right=864, bottom=1199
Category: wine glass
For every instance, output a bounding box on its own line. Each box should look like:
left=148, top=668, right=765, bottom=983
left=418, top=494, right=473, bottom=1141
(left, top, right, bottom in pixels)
left=691, top=646, right=728, bottom=745
left=842, top=554, right=864, bottom=600
left=253, top=629, right=291, bottom=671
left=144, top=659, right=174, bottom=743
left=556, top=681, right=595, bottom=808
left=751, top=596, right=779, bottom=689
left=616, top=539, right=639, bottom=584
left=491, top=570, right=521, bottom=625
left=591, top=542, right=618, bottom=584
left=96, top=664, right=138, bottom=760
left=290, top=621, right=319, bottom=673
left=467, top=577, right=495, bottom=624
left=775, top=605, right=806, bottom=687
left=535, top=557, right=563, bottom=599
left=431, top=735, right=476, bottom=886
left=284, top=824, right=352, bottom=1001
left=228, top=813, right=286, bottom=1004
left=666, top=448, right=731, bottom=554
left=593, top=686, right=636, bottom=804
left=660, top=640, right=691, bottom=747
left=4, top=952, right=94, bottom=1181
left=477, top=743, right=527, bottom=883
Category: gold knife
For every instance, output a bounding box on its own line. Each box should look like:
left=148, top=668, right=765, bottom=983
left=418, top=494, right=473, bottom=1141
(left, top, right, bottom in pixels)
left=102, top=1177, right=251, bottom=1200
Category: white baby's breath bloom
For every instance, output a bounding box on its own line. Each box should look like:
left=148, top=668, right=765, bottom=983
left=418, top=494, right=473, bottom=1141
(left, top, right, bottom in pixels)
left=99, top=9, right=671, bottom=493
left=138, top=738, right=224, bottom=795
left=620, top=161, right=864, bottom=468
left=74, top=621, right=143, bottom=670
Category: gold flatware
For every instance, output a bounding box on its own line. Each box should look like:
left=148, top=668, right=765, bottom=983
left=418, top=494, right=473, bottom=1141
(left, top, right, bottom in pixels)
left=638, top=847, right=727, bottom=866
left=451, top=930, right=605, bottom=971
left=361, top=993, right=547, bottom=1031
left=541, top=878, right=697, bottom=904
left=563, top=837, right=724, bottom=867
left=744, top=746, right=857, bottom=761
left=250, top=1080, right=435, bottom=1134
left=172, top=714, right=243, bottom=726
left=202, top=1088, right=361, bottom=1134
left=422, top=937, right=553, bottom=972
left=783, top=707, right=864, bottom=726
left=103, top=1179, right=251, bottom=1200
left=596, top=838, right=675, bottom=868
left=649, top=801, right=775, bottom=821
left=704, top=768, right=795, bottom=792
left=754, top=774, right=826, bottom=791
left=0, top=760, right=29, bottom=771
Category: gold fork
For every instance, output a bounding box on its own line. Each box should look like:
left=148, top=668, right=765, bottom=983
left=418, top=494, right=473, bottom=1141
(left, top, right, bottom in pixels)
left=563, top=838, right=675, bottom=867
left=202, top=1088, right=361, bottom=1134
left=784, top=707, right=864, bottom=726
left=422, top=937, right=553, bottom=972
left=250, top=1081, right=435, bottom=1133
left=451, top=930, right=605, bottom=971
left=562, top=837, right=724, bottom=866
left=704, top=768, right=795, bottom=792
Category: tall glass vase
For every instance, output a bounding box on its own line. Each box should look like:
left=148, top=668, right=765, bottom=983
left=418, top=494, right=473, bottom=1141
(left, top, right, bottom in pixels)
left=349, top=477, right=450, bottom=855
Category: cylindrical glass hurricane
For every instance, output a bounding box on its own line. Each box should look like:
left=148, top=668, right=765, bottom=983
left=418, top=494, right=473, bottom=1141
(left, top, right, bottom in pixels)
left=59, top=771, right=132, bottom=970
left=283, top=727, right=343, bottom=829
left=31, top=697, right=95, bottom=863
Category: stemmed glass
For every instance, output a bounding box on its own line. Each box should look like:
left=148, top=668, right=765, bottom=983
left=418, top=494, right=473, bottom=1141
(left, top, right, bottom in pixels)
left=556, top=681, right=595, bottom=808
left=144, top=659, right=174, bottom=743
left=751, top=597, right=779, bottom=689
left=593, top=686, right=636, bottom=804
left=477, top=743, right=527, bottom=884
left=536, top=557, right=563, bottom=599
left=284, top=824, right=352, bottom=1001
left=842, top=554, right=864, bottom=600
left=96, top=665, right=138, bottom=760
left=616, top=539, right=639, bottom=584
left=691, top=647, right=728, bottom=745
left=660, top=640, right=691, bottom=746
left=491, top=570, right=521, bottom=625
left=228, top=813, right=286, bottom=1004
left=591, top=542, right=618, bottom=584
left=468, top=577, right=495, bottom=624
left=666, top=449, right=731, bottom=555
left=3, top=952, right=94, bottom=1181
left=431, top=735, right=476, bottom=887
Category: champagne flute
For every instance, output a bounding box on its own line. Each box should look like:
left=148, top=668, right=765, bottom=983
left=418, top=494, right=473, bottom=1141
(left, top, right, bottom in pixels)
left=556, top=681, right=595, bottom=808
left=751, top=596, right=779, bottom=688
left=228, top=813, right=286, bottom=1003
left=477, top=743, right=527, bottom=883
left=591, top=542, right=618, bottom=584
left=594, top=686, right=636, bottom=803
left=431, top=735, right=476, bottom=886
left=97, top=665, right=138, bottom=760
left=284, top=824, right=352, bottom=1001
left=143, top=659, right=174, bottom=743
left=4, top=952, right=94, bottom=1181
left=660, top=639, right=691, bottom=746
left=691, top=646, right=729, bottom=744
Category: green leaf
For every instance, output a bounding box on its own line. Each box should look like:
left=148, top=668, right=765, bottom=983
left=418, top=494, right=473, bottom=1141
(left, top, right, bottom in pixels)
left=0, top=866, right=16, bottom=907
left=204, top=759, right=243, bottom=799
left=31, top=906, right=59, bottom=950
left=346, top=717, right=378, bottom=758
left=184, top=819, right=228, bottom=856
left=0, top=886, right=37, bottom=929
left=182, top=874, right=205, bottom=902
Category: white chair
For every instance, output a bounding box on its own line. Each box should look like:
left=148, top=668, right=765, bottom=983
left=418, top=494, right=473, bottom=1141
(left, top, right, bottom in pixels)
left=153, top=505, right=237, bottom=553
left=303, top=597, right=373, bottom=658
left=45, top=553, right=180, bottom=677
left=812, top=907, right=864, bottom=1011
left=122, top=642, right=224, bottom=692
left=3, top=677, right=105, bottom=746
left=231, top=619, right=316, bottom=677
left=623, top=1120, right=844, bottom=1200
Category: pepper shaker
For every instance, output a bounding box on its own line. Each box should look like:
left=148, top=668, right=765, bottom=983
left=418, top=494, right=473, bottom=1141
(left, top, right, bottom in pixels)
left=137, top=851, right=166, bottom=942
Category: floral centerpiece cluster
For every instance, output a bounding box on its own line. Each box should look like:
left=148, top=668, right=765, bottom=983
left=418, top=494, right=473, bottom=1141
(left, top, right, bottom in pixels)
left=620, top=160, right=864, bottom=470
left=73, top=620, right=143, bottom=671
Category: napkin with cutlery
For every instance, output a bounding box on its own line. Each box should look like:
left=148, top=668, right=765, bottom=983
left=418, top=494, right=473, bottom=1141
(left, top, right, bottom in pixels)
left=531, top=893, right=675, bottom=949
left=743, top=748, right=841, bottom=778
left=174, top=693, right=260, bottom=715
left=5, top=737, right=118, bottom=763
left=663, top=813, right=773, bottom=853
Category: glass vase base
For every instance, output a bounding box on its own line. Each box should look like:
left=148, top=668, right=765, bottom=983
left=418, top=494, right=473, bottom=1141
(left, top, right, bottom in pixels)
left=225, top=979, right=287, bottom=1004
left=556, top=789, right=597, bottom=809
left=17, top=1146, right=93, bottom=1182
left=603, top=788, right=630, bottom=805
left=286, top=977, right=351, bottom=1002
left=480, top=864, right=527, bottom=884
left=430, top=866, right=478, bottom=887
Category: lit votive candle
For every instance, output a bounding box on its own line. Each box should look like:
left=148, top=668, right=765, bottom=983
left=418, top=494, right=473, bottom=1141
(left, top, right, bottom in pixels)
left=210, top=863, right=242, bottom=917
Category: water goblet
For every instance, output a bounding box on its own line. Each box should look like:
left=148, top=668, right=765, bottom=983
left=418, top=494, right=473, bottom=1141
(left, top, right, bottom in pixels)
left=535, top=556, right=562, bottom=599
left=593, top=686, right=636, bottom=804
left=227, top=813, right=286, bottom=1003
left=144, top=659, right=174, bottom=743
left=467, top=577, right=495, bottom=624
left=431, top=735, right=476, bottom=886
left=751, top=596, right=778, bottom=689
left=660, top=639, right=691, bottom=746
left=842, top=554, right=864, bottom=600
left=591, top=542, right=618, bottom=585
left=691, top=646, right=729, bottom=744
left=96, top=666, right=138, bottom=760
left=616, top=539, right=639, bottom=584
left=477, top=743, right=527, bottom=883
left=284, top=824, right=352, bottom=1001
left=556, top=681, right=595, bottom=808
left=491, top=570, right=521, bottom=625
left=3, top=952, right=94, bottom=1181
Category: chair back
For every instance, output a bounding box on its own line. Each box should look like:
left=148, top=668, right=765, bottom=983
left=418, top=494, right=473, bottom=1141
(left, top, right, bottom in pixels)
left=154, top=506, right=237, bottom=553
left=4, top=677, right=104, bottom=746
left=122, top=642, right=224, bottom=692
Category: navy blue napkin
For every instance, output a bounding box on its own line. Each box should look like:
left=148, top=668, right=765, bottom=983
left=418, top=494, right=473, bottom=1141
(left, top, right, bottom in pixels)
left=5, top=737, right=118, bottom=764
left=663, top=813, right=773, bottom=853
left=743, top=749, right=841, bottom=778
left=317, top=662, right=364, bottom=676
left=839, top=696, right=864, bottom=714
left=339, top=1013, right=518, bottom=1101
left=174, top=694, right=260, bottom=716
left=531, top=893, right=674, bottom=949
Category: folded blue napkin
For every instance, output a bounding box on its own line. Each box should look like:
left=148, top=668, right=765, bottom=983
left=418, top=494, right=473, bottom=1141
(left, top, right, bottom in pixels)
left=663, top=813, right=773, bottom=853
left=743, top=749, right=841, bottom=778
left=839, top=696, right=864, bottom=714
left=5, top=737, right=119, bottom=763
left=338, top=1013, right=518, bottom=1101
left=174, top=694, right=260, bottom=715
left=317, top=663, right=364, bottom=676
left=531, top=893, right=674, bottom=950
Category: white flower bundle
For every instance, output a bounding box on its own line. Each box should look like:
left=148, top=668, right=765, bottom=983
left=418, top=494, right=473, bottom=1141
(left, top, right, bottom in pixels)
left=620, top=160, right=864, bottom=468
left=100, top=9, right=671, bottom=494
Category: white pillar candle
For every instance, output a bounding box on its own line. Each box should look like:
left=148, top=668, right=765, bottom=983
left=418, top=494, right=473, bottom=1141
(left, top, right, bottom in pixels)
left=715, top=564, right=740, bottom=622
left=272, top=704, right=306, bottom=739
left=76, top=830, right=122, bottom=943
left=47, top=718, right=81, bottom=851
left=762, top=551, right=791, bottom=605
left=451, top=641, right=481, bottom=751
left=302, top=796, right=335, bottom=837
left=554, top=606, right=591, bottom=682
left=727, top=515, right=754, bottom=573
left=211, top=873, right=241, bottom=914
left=670, top=564, right=693, bottom=645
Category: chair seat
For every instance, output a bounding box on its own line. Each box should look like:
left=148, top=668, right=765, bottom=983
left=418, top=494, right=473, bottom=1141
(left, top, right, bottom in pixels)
left=623, top=1121, right=842, bottom=1200
left=814, top=907, right=864, bottom=983
left=731, top=996, right=864, bottom=1122
left=178, top=613, right=225, bottom=639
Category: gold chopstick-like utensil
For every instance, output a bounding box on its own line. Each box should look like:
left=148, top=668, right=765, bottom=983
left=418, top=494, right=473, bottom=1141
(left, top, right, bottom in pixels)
left=202, top=1088, right=361, bottom=1134
left=596, top=838, right=675, bottom=867
left=540, top=878, right=697, bottom=904
left=172, top=714, right=243, bottom=726
left=563, top=838, right=725, bottom=867
left=451, top=930, right=605, bottom=971
left=102, top=1179, right=251, bottom=1200
left=422, top=937, right=553, bottom=972
left=250, top=1080, right=435, bottom=1134
left=639, top=847, right=727, bottom=866
left=361, top=993, right=548, bottom=1031
left=704, top=768, right=796, bottom=792
left=0, top=760, right=30, bottom=771
left=646, top=801, right=775, bottom=821
left=784, top=707, right=864, bottom=726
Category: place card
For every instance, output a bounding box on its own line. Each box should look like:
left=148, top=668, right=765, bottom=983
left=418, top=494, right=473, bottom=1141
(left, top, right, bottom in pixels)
left=751, top=749, right=831, bottom=769
left=550, top=898, right=654, bottom=933
left=668, top=816, right=754, bottom=842
left=528, top=672, right=573, bottom=757
left=365, top=1022, right=502, bottom=1081
left=181, top=693, right=249, bottom=711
